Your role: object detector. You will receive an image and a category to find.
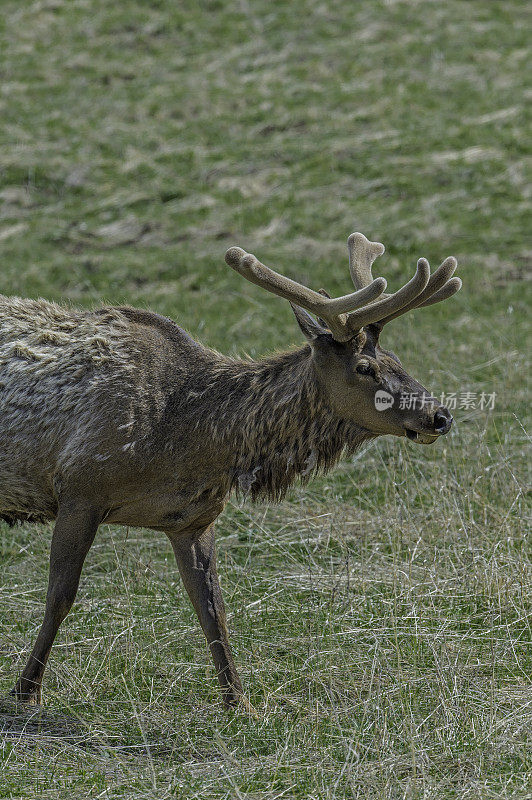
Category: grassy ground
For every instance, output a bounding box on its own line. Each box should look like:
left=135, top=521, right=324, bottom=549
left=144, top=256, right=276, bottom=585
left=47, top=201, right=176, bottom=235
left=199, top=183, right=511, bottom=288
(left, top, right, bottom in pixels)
left=0, top=0, right=530, bottom=797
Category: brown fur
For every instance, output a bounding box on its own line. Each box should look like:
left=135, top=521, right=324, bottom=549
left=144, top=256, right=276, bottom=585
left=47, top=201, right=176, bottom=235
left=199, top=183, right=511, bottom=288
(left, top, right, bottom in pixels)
left=171, top=346, right=373, bottom=503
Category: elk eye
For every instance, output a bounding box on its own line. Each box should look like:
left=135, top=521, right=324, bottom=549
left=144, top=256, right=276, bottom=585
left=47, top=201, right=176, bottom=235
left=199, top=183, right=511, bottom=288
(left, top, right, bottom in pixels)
left=355, top=361, right=375, bottom=377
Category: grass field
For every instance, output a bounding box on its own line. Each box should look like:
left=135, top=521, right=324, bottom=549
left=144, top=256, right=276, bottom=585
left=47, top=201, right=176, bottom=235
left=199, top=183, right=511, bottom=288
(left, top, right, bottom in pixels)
left=0, top=0, right=530, bottom=797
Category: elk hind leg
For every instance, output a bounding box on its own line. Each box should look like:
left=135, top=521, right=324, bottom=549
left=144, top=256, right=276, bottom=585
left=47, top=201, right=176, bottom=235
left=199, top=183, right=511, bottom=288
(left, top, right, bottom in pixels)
left=12, top=501, right=101, bottom=704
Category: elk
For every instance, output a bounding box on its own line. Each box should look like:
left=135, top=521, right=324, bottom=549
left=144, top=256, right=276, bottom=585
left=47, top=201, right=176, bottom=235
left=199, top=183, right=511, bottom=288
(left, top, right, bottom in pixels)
left=2, top=232, right=461, bottom=709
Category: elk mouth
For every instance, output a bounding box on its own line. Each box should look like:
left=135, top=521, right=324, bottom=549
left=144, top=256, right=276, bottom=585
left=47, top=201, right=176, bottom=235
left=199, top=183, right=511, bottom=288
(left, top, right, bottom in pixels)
left=405, top=428, right=439, bottom=445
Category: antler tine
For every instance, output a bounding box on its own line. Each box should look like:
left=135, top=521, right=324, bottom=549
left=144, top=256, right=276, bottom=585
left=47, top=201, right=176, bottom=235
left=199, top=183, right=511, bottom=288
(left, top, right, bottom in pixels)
left=225, top=246, right=387, bottom=342
left=345, top=258, right=431, bottom=333
left=347, top=232, right=386, bottom=290
left=417, top=276, right=462, bottom=308
left=379, top=256, right=459, bottom=324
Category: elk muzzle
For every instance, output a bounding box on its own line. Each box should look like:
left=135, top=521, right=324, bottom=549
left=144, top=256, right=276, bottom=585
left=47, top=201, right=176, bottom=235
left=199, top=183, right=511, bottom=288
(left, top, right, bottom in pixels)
left=404, top=403, right=453, bottom=444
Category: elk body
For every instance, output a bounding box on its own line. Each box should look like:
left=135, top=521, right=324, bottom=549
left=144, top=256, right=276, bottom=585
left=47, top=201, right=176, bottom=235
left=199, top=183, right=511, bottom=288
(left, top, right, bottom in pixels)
left=2, top=233, right=461, bottom=708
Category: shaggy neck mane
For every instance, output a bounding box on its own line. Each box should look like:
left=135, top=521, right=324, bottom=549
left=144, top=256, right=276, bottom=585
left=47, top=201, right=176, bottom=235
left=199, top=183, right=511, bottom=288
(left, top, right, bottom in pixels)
left=197, top=345, right=372, bottom=502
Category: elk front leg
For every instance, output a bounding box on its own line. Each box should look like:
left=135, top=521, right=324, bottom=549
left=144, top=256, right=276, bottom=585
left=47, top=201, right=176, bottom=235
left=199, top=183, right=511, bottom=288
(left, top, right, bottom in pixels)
left=12, top=502, right=101, bottom=704
left=167, top=524, right=245, bottom=708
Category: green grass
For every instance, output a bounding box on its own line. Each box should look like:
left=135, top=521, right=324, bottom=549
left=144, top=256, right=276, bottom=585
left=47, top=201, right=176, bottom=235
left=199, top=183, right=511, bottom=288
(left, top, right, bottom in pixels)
left=0, top=0, right=530, bottom=797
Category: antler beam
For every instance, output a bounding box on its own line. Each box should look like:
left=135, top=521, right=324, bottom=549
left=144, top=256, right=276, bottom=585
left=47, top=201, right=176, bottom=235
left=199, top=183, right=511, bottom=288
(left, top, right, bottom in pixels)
left=225, top=246, right=386, bottom=341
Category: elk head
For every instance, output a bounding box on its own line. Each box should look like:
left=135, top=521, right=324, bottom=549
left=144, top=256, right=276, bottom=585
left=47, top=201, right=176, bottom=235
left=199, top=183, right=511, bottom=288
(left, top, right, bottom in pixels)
left=225, top=233, right=461, bottom=445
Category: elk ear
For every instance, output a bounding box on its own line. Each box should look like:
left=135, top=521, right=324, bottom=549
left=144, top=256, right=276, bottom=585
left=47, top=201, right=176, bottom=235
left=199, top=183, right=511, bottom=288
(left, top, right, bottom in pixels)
left=290, top=303, right=329, bottom=342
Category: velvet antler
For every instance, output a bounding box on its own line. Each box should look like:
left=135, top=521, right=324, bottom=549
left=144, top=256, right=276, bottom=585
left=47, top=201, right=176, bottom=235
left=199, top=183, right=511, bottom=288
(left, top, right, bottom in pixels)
left=225, top=232, right=461, bottom=341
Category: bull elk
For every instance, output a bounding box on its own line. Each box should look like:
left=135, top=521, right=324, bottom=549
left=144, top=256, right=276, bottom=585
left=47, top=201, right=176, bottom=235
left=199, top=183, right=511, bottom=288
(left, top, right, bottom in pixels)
left=2, top=232, right=461, bottom=708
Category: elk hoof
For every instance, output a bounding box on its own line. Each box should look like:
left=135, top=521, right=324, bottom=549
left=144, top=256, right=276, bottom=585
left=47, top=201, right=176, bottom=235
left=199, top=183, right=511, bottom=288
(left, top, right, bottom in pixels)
left=223, top=692, right=258, bottom=718
left=10, top=685, right=42, bottom=706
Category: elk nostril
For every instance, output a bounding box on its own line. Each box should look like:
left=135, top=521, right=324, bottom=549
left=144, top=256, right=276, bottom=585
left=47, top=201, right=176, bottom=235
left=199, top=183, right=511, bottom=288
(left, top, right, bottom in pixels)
left=434, top=409, right=452, bottom=434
